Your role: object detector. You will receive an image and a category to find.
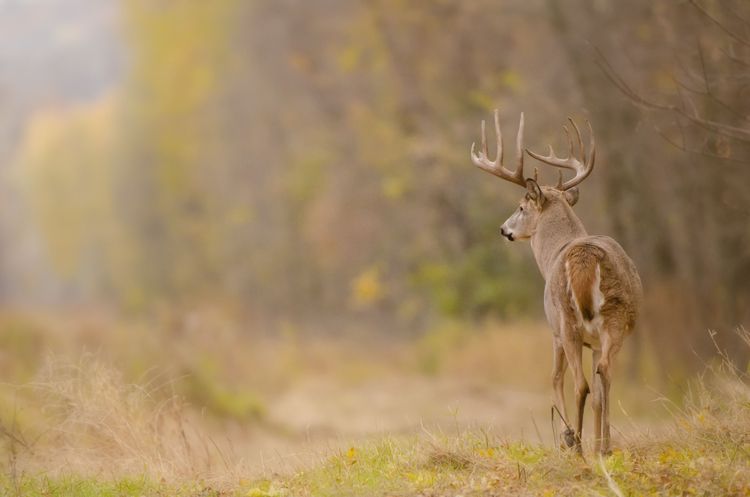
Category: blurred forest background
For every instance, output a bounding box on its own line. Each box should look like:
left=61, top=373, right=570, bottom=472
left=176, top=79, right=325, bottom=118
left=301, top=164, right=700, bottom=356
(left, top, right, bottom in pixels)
left=0, top=0, right=748, bottom=479
left=2, top=0, right=747, bottom=367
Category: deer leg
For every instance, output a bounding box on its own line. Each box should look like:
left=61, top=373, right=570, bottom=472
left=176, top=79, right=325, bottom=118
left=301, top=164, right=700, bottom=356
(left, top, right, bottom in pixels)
left=552, top=341, right=572, bottom=447
left=562, top=336, right=588, bottom=455
left=597, top=336, right=621, bottom=456
left=591, top=348, right=603, bottom=455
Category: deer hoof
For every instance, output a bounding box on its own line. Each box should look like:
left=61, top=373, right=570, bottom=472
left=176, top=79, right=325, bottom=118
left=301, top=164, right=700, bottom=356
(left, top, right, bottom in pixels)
left=562, top=428, right=577, bottom=449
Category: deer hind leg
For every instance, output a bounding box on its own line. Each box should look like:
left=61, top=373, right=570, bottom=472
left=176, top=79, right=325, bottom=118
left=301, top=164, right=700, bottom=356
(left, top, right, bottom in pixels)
left=562, top=334, right=588, bottom=455
left=597, top=334, right=622, bottom=456
left=552, top=341, right=573, bottom=447
left=591, top=348, right=603, bottom=455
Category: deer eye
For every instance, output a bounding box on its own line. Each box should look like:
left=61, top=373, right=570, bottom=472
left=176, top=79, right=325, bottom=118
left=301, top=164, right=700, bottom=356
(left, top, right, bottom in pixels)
left=519, top=206, right=524, bottom=212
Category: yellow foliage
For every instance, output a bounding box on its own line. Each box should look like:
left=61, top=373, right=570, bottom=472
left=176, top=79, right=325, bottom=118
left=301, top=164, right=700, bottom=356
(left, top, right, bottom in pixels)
left=337, top=45, right=363, bottom=73
left=475, top=447, right=495, bottom=458
left=119, top=0, right=243, bottom=302
left=500, top=70, right=525, bottom=94
left=124, top=0, right=240, bottom=188
left=346, top=446, right=358, bottom=465
left=245, top=483, right=283, bottom=497
left=14, top=93, right=127, bottom=282
left=381, top=174, right=409, bottom=200
left=467, top=89, right=496, bottom=111
left=351, top=266, right=384, bottom=309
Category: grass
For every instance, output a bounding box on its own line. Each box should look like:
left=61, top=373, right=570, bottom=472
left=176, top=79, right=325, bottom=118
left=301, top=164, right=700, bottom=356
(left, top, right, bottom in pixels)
left=0, top=311, right=747, bottom=496
left=3, top=343, right=749, bottom=497
left=261, top=361, right=750, bottom=497
left=3, top=407, right=749, bottom=496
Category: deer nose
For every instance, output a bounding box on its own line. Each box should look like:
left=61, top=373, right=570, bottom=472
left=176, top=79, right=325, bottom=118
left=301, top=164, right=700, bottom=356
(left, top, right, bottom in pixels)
left=500, top=226, right=514, bottom=241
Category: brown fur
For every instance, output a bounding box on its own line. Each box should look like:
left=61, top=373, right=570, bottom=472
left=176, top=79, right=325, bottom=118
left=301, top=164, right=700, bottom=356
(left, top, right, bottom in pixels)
left=498, top=187, right=642, bottom=456
left=565, top=245, right=603, bottom=322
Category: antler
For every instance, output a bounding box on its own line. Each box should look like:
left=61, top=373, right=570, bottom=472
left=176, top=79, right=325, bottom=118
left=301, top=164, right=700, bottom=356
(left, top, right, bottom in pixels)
left=526, top=118, right=596, bottom=191
left=470, top=109, right=527, bottom=188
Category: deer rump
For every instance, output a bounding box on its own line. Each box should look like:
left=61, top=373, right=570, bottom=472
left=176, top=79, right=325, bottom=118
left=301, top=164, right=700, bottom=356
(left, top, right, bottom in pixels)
left=562, top=237, right=635, bottom=341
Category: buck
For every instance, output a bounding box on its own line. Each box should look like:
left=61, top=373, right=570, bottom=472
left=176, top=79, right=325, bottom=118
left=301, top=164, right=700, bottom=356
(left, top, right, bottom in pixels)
left=470, top=110, right=642, bottom=455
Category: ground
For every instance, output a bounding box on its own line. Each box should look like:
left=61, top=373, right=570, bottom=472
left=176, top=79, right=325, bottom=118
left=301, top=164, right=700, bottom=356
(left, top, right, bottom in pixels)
left=0, top=314, right=747, bottom=496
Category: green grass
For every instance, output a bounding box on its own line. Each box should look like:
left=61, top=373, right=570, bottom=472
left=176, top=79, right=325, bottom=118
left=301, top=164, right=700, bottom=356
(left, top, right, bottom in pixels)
left=5, top=427, right=748, bottom=497
left=0, top=474, right=263, bottom=496
left=272, top=423, right=750, bottom=497
left=0, top=475, right=163, bottom=497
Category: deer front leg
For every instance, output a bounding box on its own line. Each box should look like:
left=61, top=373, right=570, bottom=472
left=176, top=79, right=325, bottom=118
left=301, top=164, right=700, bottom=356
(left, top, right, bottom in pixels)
left=562, top=335, right=588, bottom=455
left=591, top=348, right=603, bottom=455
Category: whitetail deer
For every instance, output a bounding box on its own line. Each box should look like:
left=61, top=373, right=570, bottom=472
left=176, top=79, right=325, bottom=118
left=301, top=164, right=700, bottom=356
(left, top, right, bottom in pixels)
left=470, top=110, right=642, bottom=455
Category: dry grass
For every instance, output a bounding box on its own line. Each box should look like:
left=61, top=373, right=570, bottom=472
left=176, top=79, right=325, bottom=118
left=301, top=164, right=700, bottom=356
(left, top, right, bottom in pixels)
left=0, top=311, right=560, bottom=487
left=0, top=311, right=744, bottom=496
left=3, top=355, right=248, bottom=484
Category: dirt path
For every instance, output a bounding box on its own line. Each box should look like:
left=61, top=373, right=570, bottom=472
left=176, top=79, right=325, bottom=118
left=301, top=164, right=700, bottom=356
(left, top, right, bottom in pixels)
left=227, top=375, right=554, bottom=475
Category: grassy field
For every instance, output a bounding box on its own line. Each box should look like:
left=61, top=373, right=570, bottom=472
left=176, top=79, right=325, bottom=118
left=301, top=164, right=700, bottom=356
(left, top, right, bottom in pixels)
left=4, top=373, right=749, bottom=497
left=0, top=312, right=747, bottom=496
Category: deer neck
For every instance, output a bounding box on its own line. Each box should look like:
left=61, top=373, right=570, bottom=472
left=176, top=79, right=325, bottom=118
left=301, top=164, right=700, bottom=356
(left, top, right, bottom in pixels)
left=530, top=201, right=587, bottom=281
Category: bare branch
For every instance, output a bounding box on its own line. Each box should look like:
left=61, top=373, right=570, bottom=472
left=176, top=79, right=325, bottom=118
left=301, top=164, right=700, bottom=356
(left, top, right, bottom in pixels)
left=655, top=124, right=749, bottom=164
left=723, top=1, right=750, bottom=27
left=594, top=48, right=673, bottom=112
left=696, top=39, right=711, bottom=94
left=720, top=46, right=750, bottom=67
left=595, top=46, right=750, bottom=143
left=671, top=71, right=750, bottom=123
left=690, top=0, right=750, bottom=47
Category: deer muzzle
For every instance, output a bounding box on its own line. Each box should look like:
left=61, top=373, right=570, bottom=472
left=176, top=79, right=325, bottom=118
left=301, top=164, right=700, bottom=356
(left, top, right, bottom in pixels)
left=500, top=226, right=515, bottom=241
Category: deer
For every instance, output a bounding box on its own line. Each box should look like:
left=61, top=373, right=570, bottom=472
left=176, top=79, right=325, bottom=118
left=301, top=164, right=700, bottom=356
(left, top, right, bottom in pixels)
left=470, top=110, right=642, bottom=455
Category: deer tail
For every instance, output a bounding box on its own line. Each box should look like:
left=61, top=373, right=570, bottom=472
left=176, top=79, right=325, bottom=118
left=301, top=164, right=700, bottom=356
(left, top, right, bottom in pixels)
left=565, top=246, right=603, bottom=323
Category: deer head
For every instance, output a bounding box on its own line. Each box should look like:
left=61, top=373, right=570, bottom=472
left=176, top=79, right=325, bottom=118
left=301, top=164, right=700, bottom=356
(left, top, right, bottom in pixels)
left=470, top=110, right=596, bottom=241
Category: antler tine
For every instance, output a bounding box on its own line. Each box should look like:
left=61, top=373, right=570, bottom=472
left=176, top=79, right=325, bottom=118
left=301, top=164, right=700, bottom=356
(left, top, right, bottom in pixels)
left=585, top=119, right=596, bottom=173
left=481, top=119, right=488, bottom=157
left=568, top=117, right=585, bottom=162
left=515, top=112, right=525, bottom=178
left=494, top=109, right=504, bottom=165
left=525, top=116, right=596, bottom=191
left=470, top=109, right=527, bottom=188
left=562, top=125, right=575, bottom=162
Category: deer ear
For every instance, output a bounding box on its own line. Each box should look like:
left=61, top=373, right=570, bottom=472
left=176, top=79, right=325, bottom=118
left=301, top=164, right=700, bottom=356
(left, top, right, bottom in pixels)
left=564, top=187, right=579, bottom=206
left=525, top=179, right=545, bottom=205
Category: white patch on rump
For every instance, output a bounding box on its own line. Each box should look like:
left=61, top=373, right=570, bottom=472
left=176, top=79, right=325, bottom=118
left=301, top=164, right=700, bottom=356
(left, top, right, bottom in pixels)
left=567, top=262, right=606, bottom=345
left=582, top=264, right=605, bottom=337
